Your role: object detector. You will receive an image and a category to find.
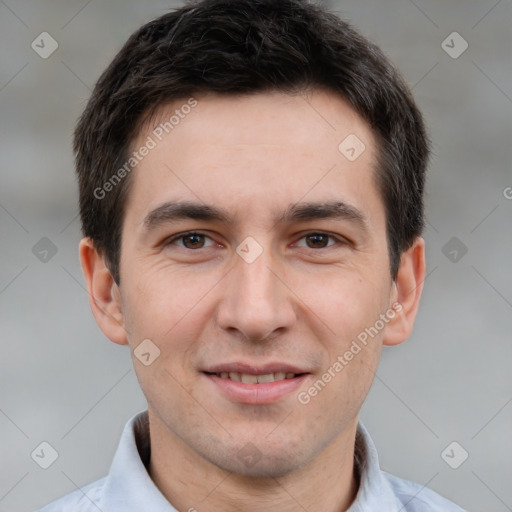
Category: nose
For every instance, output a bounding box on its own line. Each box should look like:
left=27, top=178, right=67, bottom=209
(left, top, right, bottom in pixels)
left=216, top=244, right=297, bottom=342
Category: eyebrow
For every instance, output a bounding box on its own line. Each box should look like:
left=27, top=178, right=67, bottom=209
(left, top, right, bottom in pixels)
left=142, top=200, right=369, bottom=233
left=143, top=201, right=232, bottom=229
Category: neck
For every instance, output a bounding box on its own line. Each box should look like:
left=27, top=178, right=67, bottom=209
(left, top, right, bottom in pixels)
left=147, top=414, right=360, bottom=512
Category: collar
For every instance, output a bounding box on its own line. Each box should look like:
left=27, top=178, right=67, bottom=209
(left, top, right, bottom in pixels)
left=100, top=411, right=403, bottom=511
left=100, top=411, right=175, bottom=511
left=347, top=422, right=404, bottom=511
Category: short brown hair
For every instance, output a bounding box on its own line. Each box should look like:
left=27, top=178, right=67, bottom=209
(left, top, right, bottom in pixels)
left=74, top=0, right=429, bottom=284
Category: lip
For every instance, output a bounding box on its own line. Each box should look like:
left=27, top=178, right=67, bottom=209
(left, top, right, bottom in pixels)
left=202, top=362, right=311, bottom=405
left=202, top=362, right=309, bottom=375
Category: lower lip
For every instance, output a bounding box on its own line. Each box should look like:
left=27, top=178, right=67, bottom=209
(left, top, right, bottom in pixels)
left=204, top=373, right=310, bottom=405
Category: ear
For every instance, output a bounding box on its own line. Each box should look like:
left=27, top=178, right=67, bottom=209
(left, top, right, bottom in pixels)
left=382, top=237, right=426, bottom=346
left=79, top=237, right=128, bottom=345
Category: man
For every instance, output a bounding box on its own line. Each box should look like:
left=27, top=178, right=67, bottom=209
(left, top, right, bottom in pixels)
left=38, top=0, right=466, bottom=510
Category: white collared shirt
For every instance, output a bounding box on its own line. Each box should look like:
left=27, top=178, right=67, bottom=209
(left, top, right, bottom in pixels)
left=37, top=411, right=466, bottom=512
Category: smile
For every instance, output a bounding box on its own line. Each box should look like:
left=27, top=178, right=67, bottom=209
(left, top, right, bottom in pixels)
left=202, top=363, right=311, bottom=404
left=210, top=371, right=299, bottom=383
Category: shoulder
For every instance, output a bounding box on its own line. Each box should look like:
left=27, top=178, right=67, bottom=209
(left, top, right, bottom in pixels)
left=36, top=477, right=107, bottom=512
left=383, top=471, right=467, bottom=512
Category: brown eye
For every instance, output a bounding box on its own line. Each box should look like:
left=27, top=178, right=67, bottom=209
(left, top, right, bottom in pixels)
left=166, top=232, right=215, bottom=249
left=305, top=233, right=331, bottom=248
left=181, top=233, right=205, bottom=249
left=293, top=230, right=352, bottom=253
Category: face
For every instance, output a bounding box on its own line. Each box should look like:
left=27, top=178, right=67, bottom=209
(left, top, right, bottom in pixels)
left=92, top=90, right=411, bottom=477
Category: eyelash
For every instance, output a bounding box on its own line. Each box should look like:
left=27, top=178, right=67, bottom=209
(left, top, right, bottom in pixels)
left=165, top=231, right=347, bottom=250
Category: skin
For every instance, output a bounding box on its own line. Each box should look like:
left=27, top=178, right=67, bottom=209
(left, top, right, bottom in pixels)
left=80, top=89, right=426, bottom=512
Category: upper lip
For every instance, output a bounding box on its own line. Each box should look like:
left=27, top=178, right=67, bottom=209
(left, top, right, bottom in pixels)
left=202, top=362, right=310, bottom=375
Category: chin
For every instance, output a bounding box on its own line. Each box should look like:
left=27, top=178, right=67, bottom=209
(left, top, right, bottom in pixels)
left=202, top=437, right=312, bottom=478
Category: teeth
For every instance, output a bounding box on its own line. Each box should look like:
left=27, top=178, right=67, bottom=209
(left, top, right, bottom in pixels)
left=257, top=373, right=275, bottom=383
left=217, top=372, right=297, bottom=383
left=241, top=374, right=258, bottom=384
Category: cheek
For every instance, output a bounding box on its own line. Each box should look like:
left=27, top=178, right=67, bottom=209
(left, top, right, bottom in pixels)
left=290, top=265, right=389, bottom=343
left=122, top=262, right=221, bottom=340
left=304, top=331, right=382, bottom=426
left=121, top=264, right=227, bottom=394
left=292, top=264, right=388, bottom=405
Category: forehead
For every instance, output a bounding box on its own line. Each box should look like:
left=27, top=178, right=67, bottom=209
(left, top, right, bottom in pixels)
left=143, top=89, right=373, bottom=158
left=126, top=89, right=383, bottom=229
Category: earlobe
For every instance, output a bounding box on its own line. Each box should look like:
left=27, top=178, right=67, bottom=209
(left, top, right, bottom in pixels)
left=79, top=237, right=128, bottom=345
left=382, top=237, right=426, bottom=346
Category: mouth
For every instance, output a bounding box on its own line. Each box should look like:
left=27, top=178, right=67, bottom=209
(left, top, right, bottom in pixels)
left=205, top=371, right=304, bottom=383
left=202, top=363, right=310, bottom=404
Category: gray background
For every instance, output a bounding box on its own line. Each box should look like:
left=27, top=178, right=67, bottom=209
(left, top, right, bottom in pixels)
left=1, top=0, right=511, bottom=511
